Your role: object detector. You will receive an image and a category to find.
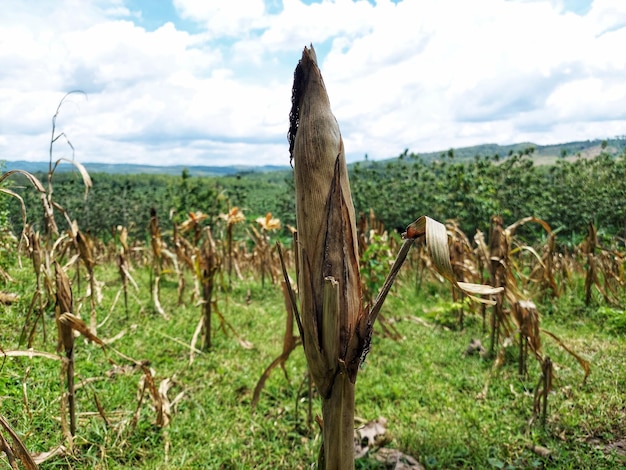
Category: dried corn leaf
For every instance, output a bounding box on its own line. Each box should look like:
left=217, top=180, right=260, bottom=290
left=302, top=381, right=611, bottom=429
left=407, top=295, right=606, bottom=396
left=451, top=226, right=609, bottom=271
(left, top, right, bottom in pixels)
left=58, top=313, right=105, bottom=347
left=55, top=263, right=74, bottom=352
left=0, top=170, right=46, bottom=192
left=0, top=292, right=19, bottom=304
left=541, top=328, right=591, bottom=383
left=0, top=414, right=38, bottom=470
left=0, top=188, right=29, bottom=245
left=1, top=350, right=60, bottom=361
left=405, top=216, right=503, bottom=304
left=52, top=158, right=92, bottom=199
left=31, top=445, right=68, bottom=465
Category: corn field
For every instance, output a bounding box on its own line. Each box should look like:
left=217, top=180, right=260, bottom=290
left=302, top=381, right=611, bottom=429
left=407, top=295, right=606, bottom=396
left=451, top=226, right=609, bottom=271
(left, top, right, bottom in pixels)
left=0, top=62, right=624, bottom=470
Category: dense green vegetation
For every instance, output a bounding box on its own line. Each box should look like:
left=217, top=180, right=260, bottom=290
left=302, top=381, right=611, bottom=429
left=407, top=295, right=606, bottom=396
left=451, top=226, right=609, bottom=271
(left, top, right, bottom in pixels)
left=3, top=169, right=290, bottom=241
left=351, top=149, right=626, bottom=241
left=5, top=149, right=625, bottom=248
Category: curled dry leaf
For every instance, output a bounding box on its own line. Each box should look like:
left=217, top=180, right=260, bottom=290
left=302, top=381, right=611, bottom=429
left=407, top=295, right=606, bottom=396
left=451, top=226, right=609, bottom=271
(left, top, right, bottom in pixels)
left=404, top=216, right=503, bottom=304
left=0, top=292, right=19, bottom=304
left=31, top=445, right=68, bottom=465
left=58, top=313, right=105, bottom=347
left=1, top=349, right=60, bottom=361
left=53, top=158, right=93, bottom=199
left=527, top=443, right=552, bottom=458
left=373, top=448, right=425, bottom=470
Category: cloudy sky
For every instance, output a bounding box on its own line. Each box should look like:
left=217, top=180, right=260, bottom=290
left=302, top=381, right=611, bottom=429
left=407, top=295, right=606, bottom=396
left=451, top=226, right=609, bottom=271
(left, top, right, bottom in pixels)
left=1, top=0, right=625, bottom=167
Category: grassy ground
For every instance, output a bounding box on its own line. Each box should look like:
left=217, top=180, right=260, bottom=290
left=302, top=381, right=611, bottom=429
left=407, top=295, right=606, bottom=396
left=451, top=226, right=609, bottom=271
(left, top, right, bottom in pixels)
left=0, top=260, right=624, bottom=469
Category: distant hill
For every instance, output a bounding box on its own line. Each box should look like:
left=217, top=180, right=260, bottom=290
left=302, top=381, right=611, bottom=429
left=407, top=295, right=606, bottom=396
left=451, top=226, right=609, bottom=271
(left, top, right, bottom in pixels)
left=384, top=138, right=626, bottom=165
left=2, top=138, right=624, bottom=175
left=0, top=161, right=290, bottom=177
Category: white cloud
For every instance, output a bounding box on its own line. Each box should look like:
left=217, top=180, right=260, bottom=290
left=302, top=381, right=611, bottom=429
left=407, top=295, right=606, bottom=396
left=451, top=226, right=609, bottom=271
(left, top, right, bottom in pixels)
left=0, top=0, right=624, bottom=168
left=173, top=0, right=268, bottom=37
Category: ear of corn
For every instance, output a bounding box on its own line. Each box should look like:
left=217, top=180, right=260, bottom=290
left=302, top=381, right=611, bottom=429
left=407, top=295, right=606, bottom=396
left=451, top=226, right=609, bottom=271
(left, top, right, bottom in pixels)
left=290, top=45, right=365, bottom=469
left=290, top=45, right=365, bottom=398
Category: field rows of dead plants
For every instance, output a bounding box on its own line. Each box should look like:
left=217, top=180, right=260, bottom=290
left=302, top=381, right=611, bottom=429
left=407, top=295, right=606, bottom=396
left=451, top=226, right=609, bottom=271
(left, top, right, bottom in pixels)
left=1, top=86, right=625, bottom=468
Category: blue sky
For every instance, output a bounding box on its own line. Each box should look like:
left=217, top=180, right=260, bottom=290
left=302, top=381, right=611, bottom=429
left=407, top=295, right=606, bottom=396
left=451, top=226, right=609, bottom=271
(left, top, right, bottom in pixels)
left=1, top=0, right=625, bottom=167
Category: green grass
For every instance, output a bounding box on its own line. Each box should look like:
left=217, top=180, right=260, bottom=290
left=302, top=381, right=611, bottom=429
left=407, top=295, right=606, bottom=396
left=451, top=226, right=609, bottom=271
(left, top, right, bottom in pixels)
left=0, top=261, right=624, bottom=469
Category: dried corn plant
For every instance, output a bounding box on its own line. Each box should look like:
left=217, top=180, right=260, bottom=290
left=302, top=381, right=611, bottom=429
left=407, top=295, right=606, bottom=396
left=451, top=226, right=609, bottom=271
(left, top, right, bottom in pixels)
left=148, top=208, right=166, bottom=316
left=115, top=225, right=138, bottom=318
left=134, top=368, right=184, bottom=464
left=174, top=215, right=251, bottom=356
left=581, top=222, right=623, bottom=306
left=528, top=231, right=560, bottom=300
left=198, top=226, right=220, bottom=351
left=20, top=227, right=51, bottom=347
left=447, top=219, right=480, bottom=330
left=42, top=91, right=92, bottom=241
left=251, top=212, right=282, bottom=287
left=479, top=216, right=590, bottom=397
left=176, top=210, right=212, bottom=304
left=288, top=46, right=501, bottom=468
left=54, top=262, right=77, bottom=443
left=532, top=356, right=553, bottom=426
left=171, top=220, right=196, bottom=305
left=52, top=260, right=166, bottom=452
left=71, top=225, right=102, bottom=334
left=487, top=215, right=509, bottom=353
left=219, top=206, right=246, bottom=286
left=511, top=300, right=541, bottom=377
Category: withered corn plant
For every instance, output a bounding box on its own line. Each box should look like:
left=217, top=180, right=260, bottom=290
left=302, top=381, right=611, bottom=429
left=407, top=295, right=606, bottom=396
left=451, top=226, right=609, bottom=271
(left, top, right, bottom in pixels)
left=115, top=225, right=138, bottom=318
left=478, top=216, right=591, bottom=392
left=288, top=45, right=500, bottom=469
left=219, top=206, right=246, bottom=286
left=251, top=212, right=282, bottom=287
left=148, top=208, right=166, bottom=316
left=581, top=222, right=623, bottom=306
left=447, top=219, right=479, bottom=330
left=487, top=215, right=508, bottom=354
left=72, top=226, right=101, bottom=334
left=20, top=228, right=49, bottom=347
left=533, top=356, right=553, bottom=426
left=54, top=262, right=77, bottom=442
left=199, top=226, right=220, bottom=351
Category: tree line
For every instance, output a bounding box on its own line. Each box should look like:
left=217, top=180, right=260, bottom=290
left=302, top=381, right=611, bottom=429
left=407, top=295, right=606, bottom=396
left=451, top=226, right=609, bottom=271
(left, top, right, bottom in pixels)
left=4, top=148, right=625, bottom=246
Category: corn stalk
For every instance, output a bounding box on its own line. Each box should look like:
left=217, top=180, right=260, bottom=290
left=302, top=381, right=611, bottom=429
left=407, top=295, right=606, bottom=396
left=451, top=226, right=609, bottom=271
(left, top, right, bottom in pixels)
left=288, top=46, right=500, bottom=468
left=54, top=262, right=76, bottom=443
left=198, top=227, right=220, bottom=351
left=148, top=208, right=166, bottom=316
left=73, top=227, right=100, bottom=334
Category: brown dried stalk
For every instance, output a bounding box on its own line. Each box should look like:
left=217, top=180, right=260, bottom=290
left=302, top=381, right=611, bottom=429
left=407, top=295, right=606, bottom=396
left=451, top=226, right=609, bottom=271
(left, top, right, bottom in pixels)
left=74, top=228, right=100, bottom=334
left=289, top=46, right=501, bottom=469
left=290, top=46, right=364, bottom=469
left=199, top=227, right=220, bottom=351
left=149, top=208, right=166, bottom=316
left=54, top=262, right=76, bottom=441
